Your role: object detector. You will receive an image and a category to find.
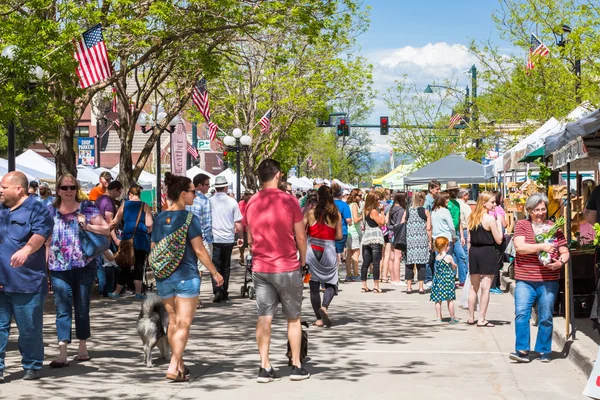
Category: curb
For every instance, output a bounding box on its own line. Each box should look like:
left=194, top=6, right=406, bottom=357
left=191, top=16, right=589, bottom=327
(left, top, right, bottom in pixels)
left=501, top=273, right=595, bottom=376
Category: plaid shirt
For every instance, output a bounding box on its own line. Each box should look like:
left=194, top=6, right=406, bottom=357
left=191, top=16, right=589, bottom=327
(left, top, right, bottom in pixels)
left=187, top=191, right=213, bottom=243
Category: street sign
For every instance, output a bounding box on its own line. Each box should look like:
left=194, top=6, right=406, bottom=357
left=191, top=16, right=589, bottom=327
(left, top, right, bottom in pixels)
left=197, top=140, right=211, bottom=151
left=427, top=136, right=458, bottom=143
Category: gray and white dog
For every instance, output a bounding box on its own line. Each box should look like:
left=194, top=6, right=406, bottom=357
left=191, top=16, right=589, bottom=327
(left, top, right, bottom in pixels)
left=137, top=293, right=170, bottom=367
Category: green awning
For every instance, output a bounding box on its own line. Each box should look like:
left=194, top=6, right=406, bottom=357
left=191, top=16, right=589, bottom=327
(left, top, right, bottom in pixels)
left=519, top=147, right=545, bottom=163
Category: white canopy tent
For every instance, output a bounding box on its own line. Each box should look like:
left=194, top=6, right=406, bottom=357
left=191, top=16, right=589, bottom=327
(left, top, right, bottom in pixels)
left=288, top=176, right=312, bottom=190
left=299, top=176, right=313, bottom=187
left=16, top=150, right=57, bottom=179
left=76, top=165, right=104, bottom=190
left=0, top=159, right=37, bottom=182
left=110, top=164, right=155, bottom=188
left=186, top=166, right=215, bottom=182
left=333, top=179, right=354, bottom=190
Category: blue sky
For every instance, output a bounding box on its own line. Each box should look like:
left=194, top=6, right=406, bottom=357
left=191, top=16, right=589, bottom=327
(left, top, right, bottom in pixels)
left=358, top=0, right=515, bottom=150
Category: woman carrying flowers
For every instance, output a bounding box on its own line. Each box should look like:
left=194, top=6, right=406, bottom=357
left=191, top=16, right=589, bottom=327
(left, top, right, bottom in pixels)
left=510, top=193, right=570, bottom=364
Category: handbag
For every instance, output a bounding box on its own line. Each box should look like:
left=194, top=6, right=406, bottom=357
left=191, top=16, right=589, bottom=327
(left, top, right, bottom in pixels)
left=390, top=207, right=407, bottom=247
left=115, top=202, right=144, bottom=268
left=149, top=212, right=193, bottom=279
left=79, top=203, right=111, bottom=258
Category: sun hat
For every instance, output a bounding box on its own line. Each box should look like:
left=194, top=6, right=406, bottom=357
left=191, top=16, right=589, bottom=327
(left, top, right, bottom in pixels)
left=446, top=181, right=459, bottom=190
left=214, top=176, right=229, bottom=188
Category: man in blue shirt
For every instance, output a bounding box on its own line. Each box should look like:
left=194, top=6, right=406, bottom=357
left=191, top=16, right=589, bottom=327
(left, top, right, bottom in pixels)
left=0, top=172, right=54, bottom=381
left=332, top=183, right=352, bottom=278
left=187, top=173, right=213, bottom=308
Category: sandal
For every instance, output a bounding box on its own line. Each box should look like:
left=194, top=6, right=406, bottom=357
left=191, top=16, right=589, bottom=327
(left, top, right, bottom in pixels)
left=49, top=360, right=69, bottom=368
left=477, top=321, right=495, bottom=327
left=372, top=288, right=383, bottom=293
left=77, top=354, right=91, bottom=362
left=361, top=287, right=372, bottom=293
left=312, top=321, right=324, bottom=327
left=196, top=301, right=205, bottom=309
left=319, top=308, right=332, bottom=328
left=166, top=370, right=189, bottom=382
left=466, top=320, right=476, bottom=325
left=449, top=318, right=460, bottom=325
left=406, top=289, right=413, bottom=294
left=418, top=290, right=426, bottom=295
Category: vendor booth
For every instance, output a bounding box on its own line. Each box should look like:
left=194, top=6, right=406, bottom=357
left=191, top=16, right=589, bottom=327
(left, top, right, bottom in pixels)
left=541, top=106, right=600, bottom=339
left=403, top=154, right=484, bottom=185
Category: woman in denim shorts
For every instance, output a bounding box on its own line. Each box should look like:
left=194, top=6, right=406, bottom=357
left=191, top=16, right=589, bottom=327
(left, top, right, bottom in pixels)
left=151, top=173, right=223, bottom=382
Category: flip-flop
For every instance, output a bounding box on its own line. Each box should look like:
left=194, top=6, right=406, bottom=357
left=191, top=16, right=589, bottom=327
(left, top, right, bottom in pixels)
left=372, top=288, right=383, bottom=294
left=166, top=371, right=189, bottom=382
left=361, top=287, right=372, bottom=293
left=196, top=301, right=205, bottom=309
left=466, top=320, right=476, bottom=325
left=49, top=360, right=69, bottom=368
left=477, top=321, right=495, bottom=327
left=311, top=321, right=324, bottom=327
left=319, top=308, right=332, bottom=328
left=77, top=354, right=91, bottom=362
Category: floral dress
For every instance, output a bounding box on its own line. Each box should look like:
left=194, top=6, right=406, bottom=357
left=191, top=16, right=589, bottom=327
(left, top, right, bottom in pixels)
left=48, top=200, right=100, bottom=271
left=430, top=253, right=456, bottom=302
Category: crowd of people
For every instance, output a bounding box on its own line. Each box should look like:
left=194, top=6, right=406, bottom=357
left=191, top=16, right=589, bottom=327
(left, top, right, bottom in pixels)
left=0, top=159, right=571, bottom=383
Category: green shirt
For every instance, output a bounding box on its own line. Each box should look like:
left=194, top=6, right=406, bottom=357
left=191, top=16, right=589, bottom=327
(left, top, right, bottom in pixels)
left=448, top=199, right=461, bottom=231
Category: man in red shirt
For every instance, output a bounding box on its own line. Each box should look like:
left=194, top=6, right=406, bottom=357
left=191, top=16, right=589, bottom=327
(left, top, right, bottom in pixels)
left=245, top=159, right=309, bottom=383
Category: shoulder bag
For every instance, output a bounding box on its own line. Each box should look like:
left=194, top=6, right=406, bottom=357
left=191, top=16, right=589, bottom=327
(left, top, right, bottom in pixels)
left=149, top=212, right=193, bottom=279
left=392, top=207, right=407, bottom=247
left=115, top=202, right=144, bottom=268
left=79, top=202, right=111, bottom=257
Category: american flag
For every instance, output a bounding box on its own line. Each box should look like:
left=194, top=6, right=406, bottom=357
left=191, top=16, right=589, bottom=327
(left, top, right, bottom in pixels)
left=449, top=113, right=463, bottom=128
left=208, top=121, right=218, bottom=142
left=311, top=162, right=317, bottom=170
left=187, top=143, right=199, bottom=159
left=111, top=87, right=117, bottom=112
left=259, top=109, right=272, bottom=133
left=192, top=78, right=211, bottom=122
left=307, top=155, right=312, bottom=168
left=113, top=118, right=120, bottom=127
left=160, top=146, right=167, bottom=159
left=73, top=24, right=112, bottom=89
left=526, top=50, right=534, bottom=73
left=530, top=34, right=550, bottom=57
left=216, top=155, right=223, bottom=168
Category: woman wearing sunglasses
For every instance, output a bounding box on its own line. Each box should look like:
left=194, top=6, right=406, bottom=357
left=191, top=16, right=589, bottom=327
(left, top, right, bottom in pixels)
left=46, top=174, right=110, bottom=368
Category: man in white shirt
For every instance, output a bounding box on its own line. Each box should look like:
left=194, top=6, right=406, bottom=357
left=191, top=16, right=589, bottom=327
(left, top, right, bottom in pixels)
left=209, top=176, right=243, bottom=303
left=457, top=188, right=472, bottom=286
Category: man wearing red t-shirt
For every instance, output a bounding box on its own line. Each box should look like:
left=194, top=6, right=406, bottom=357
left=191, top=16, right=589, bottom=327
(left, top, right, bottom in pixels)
left=245, top=159, right=309, bottom=383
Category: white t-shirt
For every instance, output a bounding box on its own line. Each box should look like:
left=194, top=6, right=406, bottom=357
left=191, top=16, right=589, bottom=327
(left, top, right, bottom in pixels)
left=209, top=192, right=243, bottom=243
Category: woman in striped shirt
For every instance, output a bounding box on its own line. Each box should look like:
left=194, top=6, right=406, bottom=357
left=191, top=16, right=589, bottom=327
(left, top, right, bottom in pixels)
left=509, top=193, right=569, bottom=364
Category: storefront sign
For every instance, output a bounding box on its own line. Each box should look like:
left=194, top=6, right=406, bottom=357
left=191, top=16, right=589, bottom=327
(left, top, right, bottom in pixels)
left=170, top=121, right=187, bottom=176
left=551, top=136, right=588, bottom=169
left=77, top=137, right=95, bottom=166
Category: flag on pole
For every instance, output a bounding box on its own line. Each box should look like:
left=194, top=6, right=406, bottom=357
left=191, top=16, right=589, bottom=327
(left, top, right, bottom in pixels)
left=187, top=143, right=199, bottom=159
left=259, top=109, right=272, bottom=133
left=113, top=118, right=120, bottom=127
left=208, top=121, right=218, bottom=142
left=526, top=34, right=550, bottom=72
left=307, top=155, right=312, bottom=168
left=111, top=87, right=117, bottom=112
left=192, top=78, right=211, bottom=122
left=216, top=155, right=223, bottom=169
left=73, top=24, right=112, bottom=89
left=449, top=113, right=463, bottom=128
left=160, top=146, right=167, bottom=159
left=311, top=162, right=317, bottom=170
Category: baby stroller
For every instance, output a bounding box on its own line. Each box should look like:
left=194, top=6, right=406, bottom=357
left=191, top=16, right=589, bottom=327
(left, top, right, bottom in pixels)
left=239, top=254, right=255, bottom=299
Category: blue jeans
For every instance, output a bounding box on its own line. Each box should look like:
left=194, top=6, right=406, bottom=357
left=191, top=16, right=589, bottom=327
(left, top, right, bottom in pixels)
left=0, top=291, right=46, bottom=371
left=50, top=263, right=97, bottom=344
left=514, top=280, right=559, bottom=355
left=97, top=265, right=118, bottom=297
left=453, top=238, right=468, bottom=284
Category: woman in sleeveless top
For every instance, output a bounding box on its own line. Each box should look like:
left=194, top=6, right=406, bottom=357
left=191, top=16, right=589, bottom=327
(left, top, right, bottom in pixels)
left=110, top=185, right=154, bottom=299
left=406, top=191, right=432, bottom=294
left=361, top=191, right=385, bottom=293
left=304, top=186, right=342, bottom=327
left=467, top=191, right=503, bottom=327
left=345, top=189, right=362, bottom=282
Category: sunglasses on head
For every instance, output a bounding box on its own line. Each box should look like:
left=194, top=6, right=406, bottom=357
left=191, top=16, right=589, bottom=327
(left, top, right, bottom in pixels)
left=60, top=185, right=77, bottom=191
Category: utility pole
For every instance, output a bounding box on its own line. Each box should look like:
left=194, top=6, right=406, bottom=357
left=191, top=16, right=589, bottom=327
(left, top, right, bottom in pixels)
left=470, top=65, right=479, bottom=150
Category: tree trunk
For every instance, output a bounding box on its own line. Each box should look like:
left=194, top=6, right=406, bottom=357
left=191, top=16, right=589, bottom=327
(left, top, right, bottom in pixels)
left=243, top=154, right=258, bottom=191
left=55, top=125, right=77, bottom=180
left=117, top=126, right=136, bottom=191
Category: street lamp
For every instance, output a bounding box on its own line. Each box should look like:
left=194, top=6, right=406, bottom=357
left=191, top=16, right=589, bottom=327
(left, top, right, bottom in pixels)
left=1, top=45, right=44, bottom=172
left=222, top=128, right=252, bottom=201
left=136, top=106, right=180, bottom=212
left=555, top=24, right=581, bottom=102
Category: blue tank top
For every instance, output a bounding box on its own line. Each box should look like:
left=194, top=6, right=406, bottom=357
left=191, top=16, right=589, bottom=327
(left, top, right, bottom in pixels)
left=122, top=200, right=150, bottom=252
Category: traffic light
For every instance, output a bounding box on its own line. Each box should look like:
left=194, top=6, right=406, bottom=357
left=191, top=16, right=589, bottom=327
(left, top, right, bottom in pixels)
left=380, top=116, right=389, bottom=135
left=337, top=119, right=350, bottom=137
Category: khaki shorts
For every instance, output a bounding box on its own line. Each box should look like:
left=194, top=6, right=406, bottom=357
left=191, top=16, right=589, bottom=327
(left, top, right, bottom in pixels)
left=197, top=242, right=213, bottom=273
left=252, top=269, right=303, bottom=319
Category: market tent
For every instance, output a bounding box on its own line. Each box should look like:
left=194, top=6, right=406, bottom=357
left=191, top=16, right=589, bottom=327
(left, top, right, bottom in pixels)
left=378, top=164, right=413, bottom=189
left=545, top=107, right=600, bottom=156
left=518, top=147, right=545, bottom=163
left=0, top=159, right=37, bottom=182
left=0, top=157, right=53, bottom=182
left=217, top=168, right=245, bottom=192
left=333, top=179, right=354, bottom=190
left=186, top=166, right=215, bottom=181
left=483, top=157, right=503, bottom=180
left=110, top=164, right=155, bottom=187
left=299, top=176, right=313, bottom=186
left=372, top=166, right=403, bottom=186
left=403, top=154, right=484, bottom=185
left=76, top=165, right=104, bottom=190
left=288, top=176, right=312, bottom=190
left=12, top=150, right=57, bottom=181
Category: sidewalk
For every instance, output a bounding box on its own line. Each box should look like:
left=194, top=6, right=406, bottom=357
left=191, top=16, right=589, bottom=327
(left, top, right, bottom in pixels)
left=0, top=258, right=589, bottom=399
left=501, top=272, right=600, bottom=377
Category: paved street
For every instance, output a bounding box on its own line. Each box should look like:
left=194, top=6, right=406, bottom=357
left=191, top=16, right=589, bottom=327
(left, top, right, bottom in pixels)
left=0, top=261, right=589, bottom=400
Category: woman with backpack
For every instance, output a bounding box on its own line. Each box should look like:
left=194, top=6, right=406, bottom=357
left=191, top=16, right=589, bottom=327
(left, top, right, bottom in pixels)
left=150, top=173, right=224, bottom=382
left=109, top=185, right=153, bottom=299
left=389, top=191, right=407, bottom=286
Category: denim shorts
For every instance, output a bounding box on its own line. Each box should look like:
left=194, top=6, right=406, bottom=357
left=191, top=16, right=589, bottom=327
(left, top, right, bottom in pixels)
left=156, top=277, right=201, bottom=299
left=335, top=234, right=348, bottom=254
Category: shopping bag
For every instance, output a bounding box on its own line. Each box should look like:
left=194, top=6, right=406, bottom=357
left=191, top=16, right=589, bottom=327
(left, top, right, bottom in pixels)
left=583, top=346, right=600, bottom=399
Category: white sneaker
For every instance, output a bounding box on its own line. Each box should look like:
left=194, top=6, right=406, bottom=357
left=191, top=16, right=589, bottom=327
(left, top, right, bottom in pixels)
left=398, top=281, right=407, bottom=286
left=424, top=281, right=433, bottom=289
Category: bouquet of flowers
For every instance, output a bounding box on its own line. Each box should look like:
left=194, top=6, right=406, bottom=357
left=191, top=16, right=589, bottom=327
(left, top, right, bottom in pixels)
left=593, top=223, right=600, bottom=246
left=534, top=217, right=564, bottom=265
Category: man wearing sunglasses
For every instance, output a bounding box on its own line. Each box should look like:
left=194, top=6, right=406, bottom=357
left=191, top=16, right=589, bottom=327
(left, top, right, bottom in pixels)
left=88, top=171, right=113, bottom=202
left=0, top=172, right=54, bottom=381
